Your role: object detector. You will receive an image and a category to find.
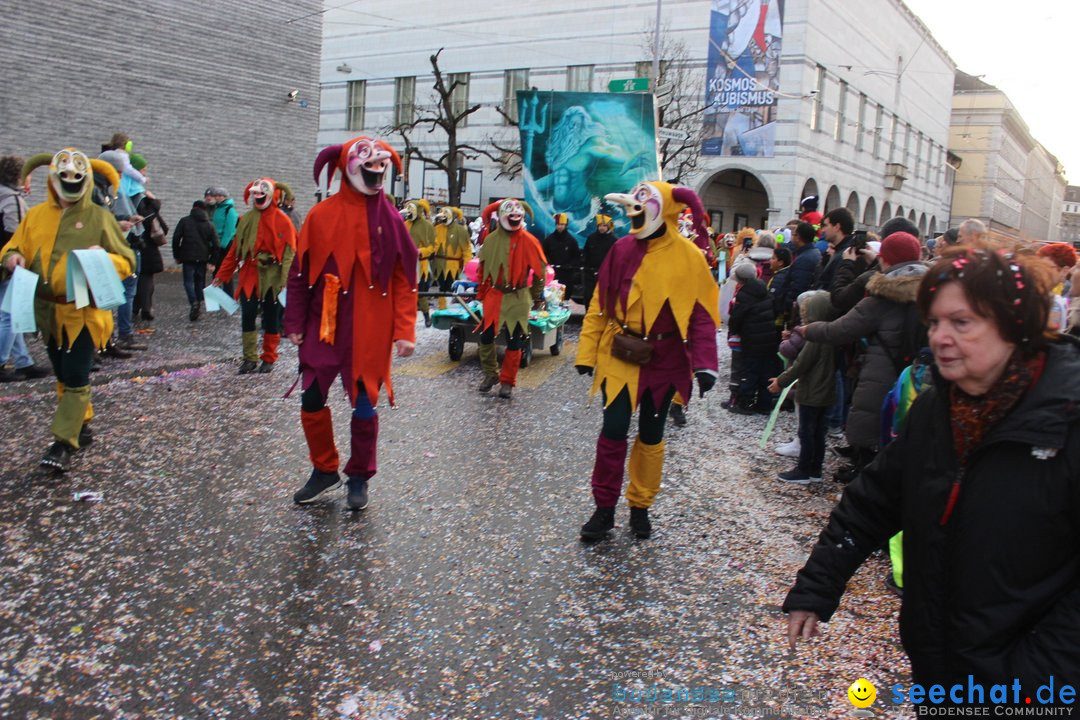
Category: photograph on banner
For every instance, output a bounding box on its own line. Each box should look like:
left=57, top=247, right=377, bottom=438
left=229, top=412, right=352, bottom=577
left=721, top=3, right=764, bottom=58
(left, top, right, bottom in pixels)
left=519, top=90, right=659, bottom=245
left=702, top=0, right=784, bottom=157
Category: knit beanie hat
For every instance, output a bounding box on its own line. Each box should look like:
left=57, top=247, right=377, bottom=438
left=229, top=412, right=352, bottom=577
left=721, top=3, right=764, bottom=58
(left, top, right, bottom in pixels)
left=733, top=262, right=758, bottom=282
left=879, top=232, right=921, bottom=266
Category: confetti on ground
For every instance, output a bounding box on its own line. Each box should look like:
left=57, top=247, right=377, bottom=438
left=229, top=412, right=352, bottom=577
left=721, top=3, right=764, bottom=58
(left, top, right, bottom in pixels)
left=0, top=275, right=913, bottom=718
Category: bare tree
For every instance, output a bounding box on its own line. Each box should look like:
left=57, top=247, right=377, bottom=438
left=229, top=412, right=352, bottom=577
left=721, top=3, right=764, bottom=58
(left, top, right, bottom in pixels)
left=487, top=106, right=523, bottom=182
left=642, top=22, right=708, bottom=184
left=385, top=48, right=500, bottom=206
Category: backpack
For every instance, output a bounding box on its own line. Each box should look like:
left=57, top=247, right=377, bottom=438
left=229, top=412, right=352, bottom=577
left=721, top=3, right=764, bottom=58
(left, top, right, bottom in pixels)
left=0, top=190, right=24, bottom=245
left=878, top=303, right=930, bottom=375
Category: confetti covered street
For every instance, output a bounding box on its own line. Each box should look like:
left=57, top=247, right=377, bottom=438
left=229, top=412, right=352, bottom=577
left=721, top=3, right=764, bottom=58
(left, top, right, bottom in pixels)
left=0, top=271, right=911, bottom=719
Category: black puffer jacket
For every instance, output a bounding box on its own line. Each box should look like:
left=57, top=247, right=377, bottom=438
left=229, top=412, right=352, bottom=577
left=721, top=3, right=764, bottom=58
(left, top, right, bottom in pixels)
left=830, top=257, right=880, bottom=316
left=172, top=208, right=219, bottom=264
left=804, top=261, right=927, bottom=449
left=785, top=337, right=1080, bottom=696
left=728, top=277, right=778, bottom=354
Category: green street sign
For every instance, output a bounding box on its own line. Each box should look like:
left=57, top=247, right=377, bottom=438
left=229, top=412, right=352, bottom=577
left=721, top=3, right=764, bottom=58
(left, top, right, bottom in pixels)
left=608, top=77, right=650, bottom=93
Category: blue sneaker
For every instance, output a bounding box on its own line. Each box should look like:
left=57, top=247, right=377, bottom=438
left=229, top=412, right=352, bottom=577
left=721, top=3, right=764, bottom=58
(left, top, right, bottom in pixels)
left=346, top=477, right=369, bottom=511
left=293, top=469, right=341, bottom=504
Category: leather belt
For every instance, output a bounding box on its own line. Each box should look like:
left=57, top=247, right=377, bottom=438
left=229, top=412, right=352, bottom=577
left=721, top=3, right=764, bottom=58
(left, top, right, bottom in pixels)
left=38, top=290, right=74, bottom=305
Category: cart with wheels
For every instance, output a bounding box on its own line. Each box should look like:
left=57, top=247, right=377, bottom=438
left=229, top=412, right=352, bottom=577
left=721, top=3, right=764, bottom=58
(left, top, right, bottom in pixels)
left=432, top=300, right=571, bottom=366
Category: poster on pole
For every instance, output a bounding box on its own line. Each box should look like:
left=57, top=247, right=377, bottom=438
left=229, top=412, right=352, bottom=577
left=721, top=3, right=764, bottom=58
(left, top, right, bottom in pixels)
left=702, top=0, right=784, bottom=157
left=518, top=90, right=659, bottom=244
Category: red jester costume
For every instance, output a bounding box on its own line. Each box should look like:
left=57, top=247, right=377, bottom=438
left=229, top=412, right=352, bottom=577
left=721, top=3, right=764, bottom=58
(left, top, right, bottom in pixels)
left=475, top=198, right=547, bottom=400
left=284, top=137, right=418, bottom=510
left=213, top=177, right=297, bottom=374
left=575, top=181, right=719, bottom=541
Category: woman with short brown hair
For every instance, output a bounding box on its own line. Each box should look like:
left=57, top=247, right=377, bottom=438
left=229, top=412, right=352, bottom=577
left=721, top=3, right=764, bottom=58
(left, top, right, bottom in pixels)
left=784, top=245, right=1080, bottom=701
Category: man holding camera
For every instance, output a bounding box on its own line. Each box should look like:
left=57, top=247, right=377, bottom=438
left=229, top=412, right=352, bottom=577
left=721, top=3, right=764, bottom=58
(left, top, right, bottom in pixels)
left=813, top=207, right=856, bottom=293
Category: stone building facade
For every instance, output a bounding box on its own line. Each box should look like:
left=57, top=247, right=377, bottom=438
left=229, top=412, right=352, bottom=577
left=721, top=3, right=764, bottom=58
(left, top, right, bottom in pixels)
left=2, top=2, right=322, bottom=217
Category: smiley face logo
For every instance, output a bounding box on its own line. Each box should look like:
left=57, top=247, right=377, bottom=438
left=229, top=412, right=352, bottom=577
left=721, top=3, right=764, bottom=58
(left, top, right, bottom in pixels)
left=848, top=678, right=876, bottom=709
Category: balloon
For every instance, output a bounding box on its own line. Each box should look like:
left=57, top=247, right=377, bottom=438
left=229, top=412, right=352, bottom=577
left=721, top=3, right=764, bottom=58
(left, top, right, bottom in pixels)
left=463, top=258, right=480, bottom=283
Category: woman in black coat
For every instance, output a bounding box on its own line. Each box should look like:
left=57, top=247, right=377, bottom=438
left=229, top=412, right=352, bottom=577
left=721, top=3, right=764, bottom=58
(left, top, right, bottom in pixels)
left=728, top=261, right=778, bottom=412
left=134, top=195, right=168, bottom=320
left=172, top=200, right=219, bottom=321
left=785, top=247, right=1080, bottom=707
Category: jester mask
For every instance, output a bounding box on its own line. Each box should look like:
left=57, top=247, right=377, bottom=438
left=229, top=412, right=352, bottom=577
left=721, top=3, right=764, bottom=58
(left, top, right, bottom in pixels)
left=313, top=136, right=402, bottom=197
left=400, top=199, right=430, bottom=223
left=20, top=148, right=118, bottom=206
left=243, top=177, right=294, bottom=211
left=604, top=181, right=708, bottom=248
left=494, top=198, right=532, bottom=233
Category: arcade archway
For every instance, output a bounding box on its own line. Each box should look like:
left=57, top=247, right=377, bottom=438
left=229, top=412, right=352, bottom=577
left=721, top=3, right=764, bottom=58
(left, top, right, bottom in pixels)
left=700, top=168, right=771, bottom=232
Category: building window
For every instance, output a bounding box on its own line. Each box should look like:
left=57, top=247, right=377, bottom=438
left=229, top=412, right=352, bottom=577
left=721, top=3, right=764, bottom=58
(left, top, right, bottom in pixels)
left=928, top=140, right=936, bottom=186
left=449, top=73, right=470, bottom=128
left=394, top=76, right=415, bottom=127
left=873, top=104, right=883, bottom=159
left=567, top=64, right=594, bottom=92
left=914, top=132, right=922, bottom=179
left=810, top=65, right=825, bottom=131
left=888, top=115, right=898, bottom=162
left=503, top=69, right=529, bottom=124
left=834, top=80, right=847, bottom=142
left=347, top=80, right=366, bottom=131
left=855, top=93, right=867, bottom=152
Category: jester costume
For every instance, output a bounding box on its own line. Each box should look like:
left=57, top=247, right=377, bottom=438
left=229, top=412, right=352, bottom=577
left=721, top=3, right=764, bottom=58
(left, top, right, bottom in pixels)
left=0, top=149, right=134, bottom=471
left=431, top=206, right=472, bottom=310
left=402, top=199, right=436, bottom=324
left=214, top=178, right=297, bottom=374
left=576, top=182, right=719, bottom=540
left=475, top=198, right=547, bottom=400
left=284, top=136, right=418, bottom=510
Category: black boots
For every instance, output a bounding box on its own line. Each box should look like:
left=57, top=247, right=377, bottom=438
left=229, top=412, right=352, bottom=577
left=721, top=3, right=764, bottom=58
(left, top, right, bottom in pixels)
left=669, top=404, right=687, bottom=427
left=238, top=360, right=259, bottom=374
left=629, top=507, right=652, bottom=539
left=477, top=375, right=498, bottom=392
left=257, top=361, right=274, bottom=374
left=189, top=302, right=200, bottom=321
left=834, top=447, right=876, bottom=484
left=580, top=506, right=616, bottom=541
left=40, top=441, right=75, bottom=472
left=497, top=383, right=513, bottom=399
left=581, top=506, right=654, bottom=540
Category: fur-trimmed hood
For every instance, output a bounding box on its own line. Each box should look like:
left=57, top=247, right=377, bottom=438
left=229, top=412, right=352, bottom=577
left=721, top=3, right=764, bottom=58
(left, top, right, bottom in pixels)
left=865, top=260, right=927, bottom=303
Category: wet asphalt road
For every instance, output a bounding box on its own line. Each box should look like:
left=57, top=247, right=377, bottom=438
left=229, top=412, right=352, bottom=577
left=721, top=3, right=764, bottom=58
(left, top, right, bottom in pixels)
left=0, top=270, right=909, bottom=719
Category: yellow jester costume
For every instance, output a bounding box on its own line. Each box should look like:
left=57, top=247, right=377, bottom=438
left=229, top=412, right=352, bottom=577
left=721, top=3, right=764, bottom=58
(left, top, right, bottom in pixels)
left=402, top=199, right=436, bottom=322
left=1, top=149, right=134, bottom=469
left=431, top=205, right=473, bottom=309
left=575, top=181, right=719, bottom=540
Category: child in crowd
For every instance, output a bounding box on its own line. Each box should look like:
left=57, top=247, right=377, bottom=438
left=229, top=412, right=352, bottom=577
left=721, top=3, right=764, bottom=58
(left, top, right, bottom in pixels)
left=768, top=291, right=835, bottom=483
left=768, top=246, right=792, bottom=327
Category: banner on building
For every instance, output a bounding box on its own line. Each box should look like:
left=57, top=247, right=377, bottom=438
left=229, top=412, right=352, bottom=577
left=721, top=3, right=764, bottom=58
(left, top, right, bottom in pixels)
left=702, top=0, right=784, bottom=157
left=518, top=90, right=659, bottom=244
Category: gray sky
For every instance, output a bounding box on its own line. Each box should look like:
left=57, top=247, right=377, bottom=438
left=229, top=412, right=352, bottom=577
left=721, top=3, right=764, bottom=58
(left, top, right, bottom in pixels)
left=902, top=0, right=1079, bottom=183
